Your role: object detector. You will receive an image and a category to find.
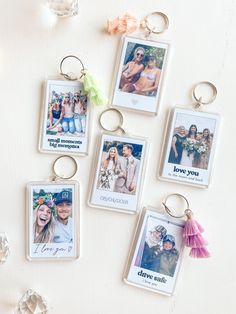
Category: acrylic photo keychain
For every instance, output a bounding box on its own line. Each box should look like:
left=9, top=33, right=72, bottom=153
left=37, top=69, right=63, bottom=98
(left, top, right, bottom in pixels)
left=89, top=108, right=148, bottom=214
left=160, top=81, right=220, bottom=188
left=108, top=12, right=171, bottom=115
left=124, top=193, right=209, bottom=296
left=26, top=155, right=80, bottom=260
left=39, top=55, right=107, bottom=155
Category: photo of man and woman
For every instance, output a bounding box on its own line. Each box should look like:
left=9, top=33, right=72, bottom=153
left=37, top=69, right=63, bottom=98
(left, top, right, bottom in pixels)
left=125, top=210, right=184, bottom=295
left=135, top=225, right=179, bottom=277
left=46, top=89, right=87, bottom=137
left=32, top=188, right=73, bottom=244
left=97, top=140, right=143, bottom=195
left=168, top=113, right=216, bottom=170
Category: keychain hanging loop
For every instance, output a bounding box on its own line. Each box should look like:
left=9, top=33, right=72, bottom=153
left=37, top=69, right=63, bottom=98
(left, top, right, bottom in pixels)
left=192, top=81, right=217, bottom=108
left=99, top=108, right=125, bottom=134
left=60, top=55, right=86, bottom=81
left=142, top=12, right=169, bottom=35
left=163, top=193, right=190, bottom=218
left=52, top=155, right=78, bottom=180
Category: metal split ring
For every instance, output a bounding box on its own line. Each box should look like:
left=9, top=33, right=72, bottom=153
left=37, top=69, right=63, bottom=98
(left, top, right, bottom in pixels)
left=52, top=155, right=78, bottom=180
left=162, top=193, right=190, bottom=218
left=60, top=55, right=86, bottom=81
left=99, top=108, right=125, bottom=134
left=142, top=12, right=169, bottom=35
left=192, top=81, right=217, bottom=108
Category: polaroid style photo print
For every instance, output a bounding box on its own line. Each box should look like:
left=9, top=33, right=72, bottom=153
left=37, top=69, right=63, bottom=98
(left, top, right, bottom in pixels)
left=112, top=36, right=170, bottom=115
left=89, top=133, right=147, bottom=214
left=160, top=107, right=220, bottom=187
left=39, top=80, right=90, bottom=155
left=124, top=208, right=185, bottom=296
left=27, top=181, right=80, bottom=260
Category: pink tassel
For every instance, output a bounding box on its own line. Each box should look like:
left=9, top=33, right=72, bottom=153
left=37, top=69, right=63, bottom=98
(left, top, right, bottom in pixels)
left=184, top=233, right=208, bottom=248
left=183, top=210, right=210, bottom=258
left=183, top=218, right=204, bottom=237
left=189, top=247, right=211, bottom=258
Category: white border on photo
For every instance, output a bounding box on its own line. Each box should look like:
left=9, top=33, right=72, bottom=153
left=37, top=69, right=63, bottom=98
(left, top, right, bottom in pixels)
left=112, top=36, right=171, bottom=115
left=160, top=107, right=220, bottom=187
left=89, top=133, right=147, bottom=214
left=39, top=79, right=90, bottom=155
left=27, top=181, right=80, bottom=261
left=124, top=208, right=185, bottom=296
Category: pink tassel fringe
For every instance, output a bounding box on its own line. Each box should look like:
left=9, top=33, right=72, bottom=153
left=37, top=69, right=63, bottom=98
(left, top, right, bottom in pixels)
left=183, top=212, right=210, bottom=258
left=189, top=247, right=210, bottom=258
left=183, top=218, right=204, bottom=237
left=184, top=233, right=208, bottom=248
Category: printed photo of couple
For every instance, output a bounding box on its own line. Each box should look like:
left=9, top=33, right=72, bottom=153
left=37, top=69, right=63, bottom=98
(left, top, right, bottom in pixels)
left=97, top=141, right=143, bottom=195
left=118, top=42, right=166, bottom=97
left=168, top=113, right=216, bottom=170
left=135, top=224, right=179, bottom=277
left=46, top=88, right=87, bottom=137
left=32, top=188, right=73, bottom=244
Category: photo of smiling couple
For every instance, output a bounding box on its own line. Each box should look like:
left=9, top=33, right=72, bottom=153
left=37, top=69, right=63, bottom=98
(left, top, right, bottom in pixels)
left=33, top=189, right=73, bottom=244
left=98, top=141, right=143, bottom=195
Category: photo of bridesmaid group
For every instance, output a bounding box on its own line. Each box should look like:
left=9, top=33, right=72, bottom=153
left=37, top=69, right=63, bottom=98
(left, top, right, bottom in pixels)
left=97, top=140, right=143, bottom=195
left=168, top=114, right=216, bottom=170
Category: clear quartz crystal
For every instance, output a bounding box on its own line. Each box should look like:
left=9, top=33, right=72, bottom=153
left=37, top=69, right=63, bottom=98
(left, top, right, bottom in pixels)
left=47, top=0, right=78, bottom=17
left=15, top=290, right=48, bottom=314
left=0, top=232, right=10, bottom=264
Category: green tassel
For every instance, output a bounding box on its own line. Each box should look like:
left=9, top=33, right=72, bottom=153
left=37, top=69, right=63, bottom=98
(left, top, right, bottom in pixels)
left=83, top=71, right=108, bottom=106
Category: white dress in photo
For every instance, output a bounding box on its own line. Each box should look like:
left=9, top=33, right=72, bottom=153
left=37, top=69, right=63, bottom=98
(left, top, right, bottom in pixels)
left=180, top=149, right=194, bottom=167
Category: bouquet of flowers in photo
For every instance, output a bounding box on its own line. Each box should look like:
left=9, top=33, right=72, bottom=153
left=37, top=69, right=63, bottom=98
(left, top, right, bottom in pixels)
left=98, top=167, right=120, bottom=190
left=194, top=141, right=207, bottom=161
left=182, top=138, right=198, bottom=156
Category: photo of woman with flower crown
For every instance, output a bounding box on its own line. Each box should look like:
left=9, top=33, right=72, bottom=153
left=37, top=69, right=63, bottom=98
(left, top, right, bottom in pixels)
left=32, top=187, right=74, bottom=244
left=27, top=182, right=79, bottom=260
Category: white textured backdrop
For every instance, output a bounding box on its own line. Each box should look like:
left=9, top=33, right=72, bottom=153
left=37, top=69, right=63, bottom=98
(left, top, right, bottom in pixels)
left=0, top=0, right=235, bottom=313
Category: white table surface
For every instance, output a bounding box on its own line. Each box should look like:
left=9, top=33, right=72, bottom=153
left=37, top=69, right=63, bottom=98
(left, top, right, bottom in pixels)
left=0, top=0, right=235, bottom=313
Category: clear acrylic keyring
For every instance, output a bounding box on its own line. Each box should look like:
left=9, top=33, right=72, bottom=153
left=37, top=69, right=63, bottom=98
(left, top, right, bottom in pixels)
left=52, top=155, right=78, bottom=180
left=99, top=108, right=126, bottom=134
left=192, top=81, right=217, bottom=108
left=142, top=11, right=169, bottom=35
left=162, top=193, right=190, bottom=218
left=60, top=55, right=86, bottom=81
